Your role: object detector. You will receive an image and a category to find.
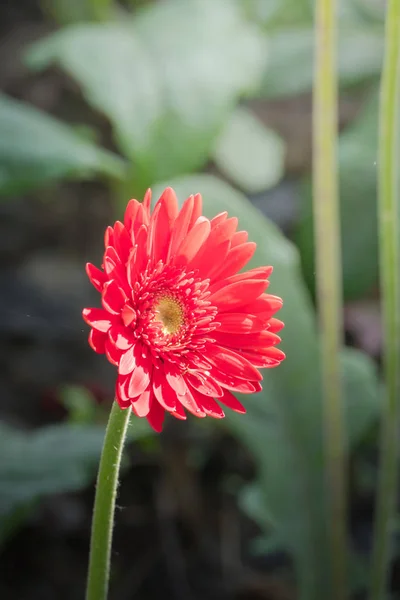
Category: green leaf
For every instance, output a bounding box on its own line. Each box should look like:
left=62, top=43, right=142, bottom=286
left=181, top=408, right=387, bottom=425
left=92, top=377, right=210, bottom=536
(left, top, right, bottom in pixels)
left=212, top=106, right=285, bottom=193
left=0, top=94, right=125, bottom=197
left=151, top=175, right=380, bottom=600
left=258, top=27, right=383, bottom=99
left=341, top=347, right=381, bottom=444
left=242, top=0, right=313, bottom=28
left=0, top=423, right=105, bottom=520
left=59, top=385, right=99, bottom=424
left=347, top=0, right=385, bottom=23
left=42, top=0, right=94, bottom=25
left=295, top=92, right=381, bottom=299
left=26, top=0, right=266, bottom=186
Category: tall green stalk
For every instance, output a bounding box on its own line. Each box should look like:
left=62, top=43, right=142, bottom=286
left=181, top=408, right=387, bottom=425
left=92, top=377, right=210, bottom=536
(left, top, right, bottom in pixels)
left=369, top=2, right=400, bottom=599
left=86, top=401, right=132, bottom=600
left=312, top=1, right=347, bottom=599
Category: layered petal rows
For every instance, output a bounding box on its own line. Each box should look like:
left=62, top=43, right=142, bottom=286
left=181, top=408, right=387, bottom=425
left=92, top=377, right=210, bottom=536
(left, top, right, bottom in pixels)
left=83, top=188, right=285, bottom=431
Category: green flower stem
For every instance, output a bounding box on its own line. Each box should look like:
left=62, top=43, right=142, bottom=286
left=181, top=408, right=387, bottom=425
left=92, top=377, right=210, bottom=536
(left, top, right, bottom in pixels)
left=313, top=1, right=347, bottom=599
left=86, top=401, right=132, bottom=600
left=369, top=2, right=400, bottom=599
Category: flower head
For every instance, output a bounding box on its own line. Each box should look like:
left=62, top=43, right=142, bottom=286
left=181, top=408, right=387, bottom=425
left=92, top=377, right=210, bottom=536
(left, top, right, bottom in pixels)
left=83, top=188, right=285, bottom=431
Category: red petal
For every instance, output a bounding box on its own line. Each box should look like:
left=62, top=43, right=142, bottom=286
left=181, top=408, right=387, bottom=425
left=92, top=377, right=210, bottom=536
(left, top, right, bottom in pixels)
left=190, top=239, right=231, bottom=281
left=88, top=329, right=106, bottom=353
left=121, top=304, right=136, bottom=327
left=217, top=313, right=265, bottom=334
left=168, top=195, right=194, bottom=260
left=113, top=221, right=131, bottom=264
left=206, top=344, right=262, bottom=381
left=192, top=389, right=225, bottom=418
left=217, top=266, right=273, bottom=287
left=150, top=188, right=178, bottom=263
left=128, top=347, right=151, bottom=397
left=213, top=330, right=281, bottom=350
left=127, top=246, right=138, bottom=288
left=115, top=395, right=131, bottom=410
left=209, top=279, right=268, bottom=311
left=218, top=389, right=246, bottom=413
left=210, top=211, right=228, bottom=228
left=165, top=363, right=187, bottom=395
left=268, top=318, right=285, bottom=333
left=186, top=217, right=238, bottom=279
left=119, top=345, right=137, bottom=375
left=153, top=367, right=177, bottom=411
left=142, top=188, right=152, bottom=215
left=188, top=193, right=202, bottom=229
left=133, top=225, right=149, bottom=275
left=129, top=366, right=151, bottom=397
left=212, top=242, right=256, bottom=281
left=82, top=308, right=114, bottom=332
left=103, top=247, right=118, bottom=277
left=241, top=294, right=283, bottom=320
left=103, top=247, right=130, bottom=295
left=209, top=267, right=272, bottom=296
left=209, top=366, right=259, bottom=393
left=108, top=324, right=135, bottom=350
left=104, top=226, right=114, bottom=248
left=132, top=204, right=149, bottom=237
left=115, top=375, right=132, bottom=408
left=132, top=387, right=151, bottom=417
left=146, top=398, right=165, bottom=432
left=124, top=199, right=141, bottom=234
left=105, top=338, right=122, bottom=365
left=102, top=280, right=128, bottom=315
left=173, top=218, right=211, bottom=267
left=240, top=348, right=285, bottom=368
left=171, top=402, right=187, bottom=420
left=177, top=386, right=206, bottom=417
left=231, top=231, right=248, bottom=247
left=85, top=263, right=107, bottom=292
left=186, top=372, right=223, bottom=397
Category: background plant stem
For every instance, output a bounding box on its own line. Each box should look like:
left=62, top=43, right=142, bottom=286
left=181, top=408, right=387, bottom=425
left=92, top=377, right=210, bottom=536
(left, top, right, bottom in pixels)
left=85, top=401, right=132, bottom=600
left=312, top=1, right=347, bottom=598
left=369, top=2, right=400, bottom=599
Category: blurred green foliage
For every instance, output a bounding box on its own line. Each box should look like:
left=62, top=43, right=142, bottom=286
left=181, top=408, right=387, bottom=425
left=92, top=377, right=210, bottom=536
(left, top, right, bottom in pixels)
left=0, top=0, right=391, bottom=597
left=0, top=422, right=105, bottom=543
left=0, top=94, right=125, bottom=196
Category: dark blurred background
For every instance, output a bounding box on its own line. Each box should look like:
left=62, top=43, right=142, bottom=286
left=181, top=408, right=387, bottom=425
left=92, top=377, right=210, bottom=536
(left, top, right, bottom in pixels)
left=0, top=0, right=392, bottom=599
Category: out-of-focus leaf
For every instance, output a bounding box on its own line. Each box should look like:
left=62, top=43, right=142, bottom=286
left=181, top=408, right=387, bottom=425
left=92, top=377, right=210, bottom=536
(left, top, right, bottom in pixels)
left=212, top=107, right=284, bottom=194
left=0, top=94, right=125, bottom=197
left=258, top=27, right=383, bottom=99
left=152, top=175, right=380, bottom=600
left=240, top=482, right=277, bottom=529
left=341, top=347, right=381, bottom=443
left=60, top=385, right=99, bottom=424
left=352, top=0, right=385, bottom=22
left=27, top=0, right=266, bottom=187
left=295, top=92, right=381, bottom=299
left=41, top=0, right=93, bottom=24
left=0, top=423, right=104, bottom=520
left=242, top=0, right=313, bottom=27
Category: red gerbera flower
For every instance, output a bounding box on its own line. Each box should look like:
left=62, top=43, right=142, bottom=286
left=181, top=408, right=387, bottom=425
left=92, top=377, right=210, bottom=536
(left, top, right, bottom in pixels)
left=82, top=188, right=285, bottom=432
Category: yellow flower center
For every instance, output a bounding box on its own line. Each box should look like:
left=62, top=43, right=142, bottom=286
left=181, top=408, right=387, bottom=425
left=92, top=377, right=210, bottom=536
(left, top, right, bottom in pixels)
left=154, top=296, right=183, bottom=335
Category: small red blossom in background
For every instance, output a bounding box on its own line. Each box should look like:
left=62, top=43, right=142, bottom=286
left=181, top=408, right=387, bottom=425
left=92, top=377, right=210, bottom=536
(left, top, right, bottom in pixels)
left=82, top=188, right=285, bottom=432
